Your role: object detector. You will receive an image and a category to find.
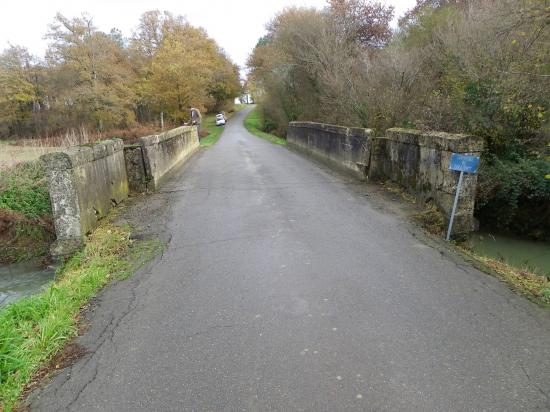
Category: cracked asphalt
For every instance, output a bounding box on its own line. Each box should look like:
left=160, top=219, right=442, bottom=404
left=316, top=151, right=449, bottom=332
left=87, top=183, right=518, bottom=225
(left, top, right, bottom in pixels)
left=30, top=107, right=550, bottom=411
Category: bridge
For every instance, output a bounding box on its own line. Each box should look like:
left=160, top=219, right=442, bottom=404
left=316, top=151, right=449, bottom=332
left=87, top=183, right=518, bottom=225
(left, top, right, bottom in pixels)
left=32, top=107, right=550, bottom=411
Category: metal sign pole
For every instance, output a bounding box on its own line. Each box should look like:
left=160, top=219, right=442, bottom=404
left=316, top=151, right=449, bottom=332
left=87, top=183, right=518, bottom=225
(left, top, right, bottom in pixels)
left=446, top=171, right=464, bottom=241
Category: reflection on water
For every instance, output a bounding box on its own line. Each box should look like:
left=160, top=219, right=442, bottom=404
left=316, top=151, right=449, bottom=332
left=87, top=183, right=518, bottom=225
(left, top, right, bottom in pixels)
left=468, top=232, right=550, bottom=277
left=0, top=259, right=56, bottom=307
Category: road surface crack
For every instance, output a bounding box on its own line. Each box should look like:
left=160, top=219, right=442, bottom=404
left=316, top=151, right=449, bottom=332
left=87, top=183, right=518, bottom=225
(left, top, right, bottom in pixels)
left=520, top=365, right=550, bottom=407
left=62, top=272, right=145, bottom=410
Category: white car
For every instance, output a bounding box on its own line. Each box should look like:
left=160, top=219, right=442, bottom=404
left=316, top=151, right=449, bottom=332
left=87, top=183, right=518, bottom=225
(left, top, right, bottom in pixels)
left=215, top=113, right=226, bottom=126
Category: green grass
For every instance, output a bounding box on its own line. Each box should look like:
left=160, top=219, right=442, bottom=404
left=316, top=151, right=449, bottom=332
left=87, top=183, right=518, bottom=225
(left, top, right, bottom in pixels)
left=244, top=109, right=287, bottom=145
left=200, top=114, right=225, bottom=148
left=0, top=161, right=54, bottom=264
left=0, top=162, right=51, bottom=219
left=0, top=219, right=162, bottom=410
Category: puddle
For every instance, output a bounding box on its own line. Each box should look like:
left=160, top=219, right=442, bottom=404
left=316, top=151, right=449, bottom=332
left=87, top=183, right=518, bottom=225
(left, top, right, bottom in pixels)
left=0, top=259, right=56, bottom=307
left=467, top=232, right=550, bottom=277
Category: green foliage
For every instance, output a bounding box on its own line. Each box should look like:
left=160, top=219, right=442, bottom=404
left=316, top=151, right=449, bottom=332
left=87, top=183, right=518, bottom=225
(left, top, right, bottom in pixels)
left=244, top=109, right=287, bottom=145
left=0, top=222, right=161, bottom=410
left=476, top=157, right=550, bottom=239
left=0, top=161, right=54, bottom=264
left=0, top=161, right=51, bottom=219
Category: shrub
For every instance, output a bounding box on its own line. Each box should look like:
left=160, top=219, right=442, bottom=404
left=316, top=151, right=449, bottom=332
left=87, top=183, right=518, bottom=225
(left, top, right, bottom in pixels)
left=0, top=161, right=51, bottom=219
left=476, top=157, right=550, bottom=240
left=0, top=161, right=54, bottom=263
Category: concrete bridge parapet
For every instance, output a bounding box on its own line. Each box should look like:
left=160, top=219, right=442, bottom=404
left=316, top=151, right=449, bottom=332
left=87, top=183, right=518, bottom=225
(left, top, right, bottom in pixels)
left=287, top=122, right=484, bottom=234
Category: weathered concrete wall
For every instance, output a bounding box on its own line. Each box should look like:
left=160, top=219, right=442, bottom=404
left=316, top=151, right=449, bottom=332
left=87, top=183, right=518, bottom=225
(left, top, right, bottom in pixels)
left=140, top=126, right=199, bottom=190
left=41, top=126, right=200, bottom=257
left=287, top=122, right=372, bottom=179
left=287, top=123, right=484, bottom=234
left=41, top=139, right=129, bottom=256
left=370, top=128, right=484, bottom=233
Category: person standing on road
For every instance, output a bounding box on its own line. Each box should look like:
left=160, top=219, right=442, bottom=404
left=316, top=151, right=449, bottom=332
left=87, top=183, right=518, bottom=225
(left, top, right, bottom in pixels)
left=188, top=106, right=202, bottom=134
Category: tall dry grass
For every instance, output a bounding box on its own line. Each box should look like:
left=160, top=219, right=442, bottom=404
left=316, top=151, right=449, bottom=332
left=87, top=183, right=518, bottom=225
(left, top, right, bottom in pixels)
left=1, top=123, right=163, bottom=170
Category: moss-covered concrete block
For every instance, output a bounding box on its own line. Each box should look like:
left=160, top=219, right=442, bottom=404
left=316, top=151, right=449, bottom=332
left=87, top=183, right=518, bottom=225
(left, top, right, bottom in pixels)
left=287, top=123, right=484, bottom=234
left=380, top=128, right=484, bottom=233
left=41, top=139, right=129, bottom=257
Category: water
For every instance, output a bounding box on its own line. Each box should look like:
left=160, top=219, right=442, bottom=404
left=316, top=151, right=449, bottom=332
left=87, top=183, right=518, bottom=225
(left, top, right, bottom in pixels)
left=468, top=232, right=550, bottom=277
left=0, top=259, right=56, bottom=307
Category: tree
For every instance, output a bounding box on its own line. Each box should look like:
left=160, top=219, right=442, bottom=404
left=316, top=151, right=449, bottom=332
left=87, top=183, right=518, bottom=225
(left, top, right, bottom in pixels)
left=45, top=13, right=136, bottom=131
left=0, top=10, right=241, bottom=139
left=147, top=23, right=241, bottom=123
left=328, top=0, right=394, bottom=48
left=0, top=46, right=41, bottom=137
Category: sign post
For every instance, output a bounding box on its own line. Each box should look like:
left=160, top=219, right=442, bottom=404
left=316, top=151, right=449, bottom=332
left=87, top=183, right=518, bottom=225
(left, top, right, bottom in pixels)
left=446, top=153, right=480, bottom=241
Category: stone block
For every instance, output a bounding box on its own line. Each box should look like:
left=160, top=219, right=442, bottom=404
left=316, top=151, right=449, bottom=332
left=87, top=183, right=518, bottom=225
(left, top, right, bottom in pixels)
left=287, top=121, right=372, bottom=179
left=288, top=122, right=484, bottom=235
left=41, top=139, right=129, bottom=257
left=139, top=126, right=200, bottom=190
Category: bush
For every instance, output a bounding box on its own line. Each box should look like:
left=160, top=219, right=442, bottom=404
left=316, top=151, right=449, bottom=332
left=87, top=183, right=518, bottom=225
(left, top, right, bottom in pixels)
left=0, top=162, right=51, bottom=219
left=476, top=157, right=550, bottom=240
left=0, top=161, right=54, bottom=263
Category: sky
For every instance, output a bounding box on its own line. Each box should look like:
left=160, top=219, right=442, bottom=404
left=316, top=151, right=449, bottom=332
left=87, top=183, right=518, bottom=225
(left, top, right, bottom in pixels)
left=0, top=0, right=417, bottom=71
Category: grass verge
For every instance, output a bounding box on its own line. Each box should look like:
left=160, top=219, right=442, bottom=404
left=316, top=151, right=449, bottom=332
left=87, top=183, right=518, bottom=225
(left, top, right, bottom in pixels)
left=199, top=114, right=225, bottom=148
left=0, top=217, right=162, bottom=410
left=0, top=162, right=54, bottom=264
left=244, top=109, right=287, bottom=145
left=457, top=246, right=550, bottom=305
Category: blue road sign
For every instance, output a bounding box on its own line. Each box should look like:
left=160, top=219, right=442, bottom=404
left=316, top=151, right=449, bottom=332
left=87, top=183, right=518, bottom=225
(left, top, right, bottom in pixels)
left=446, top=153, right=481, bottom=240
left=449, top=153, right=480, bottom=174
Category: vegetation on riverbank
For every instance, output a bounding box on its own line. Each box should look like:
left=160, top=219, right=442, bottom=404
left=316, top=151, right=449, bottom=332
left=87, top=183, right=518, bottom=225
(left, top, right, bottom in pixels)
left=0, top=162, right=54, bottom=264
left=0, top=218, right=161, bottom=410
left=382, top=180, right=550, bottom=305
left=244, top=109, right=287, bottom=146
left=418, top=206, right=550, bottom=305
left=458, top=246, right=550, bottom=306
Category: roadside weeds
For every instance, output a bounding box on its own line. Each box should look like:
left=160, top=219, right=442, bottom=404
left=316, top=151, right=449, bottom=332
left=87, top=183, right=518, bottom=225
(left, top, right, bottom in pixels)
left=0, top=215, right=162, bottom=411
left=380, top=182, right=550, bottom=306
left=0, top=162, right=54, bottom=264
left=244, top=109, right=287, bottom=146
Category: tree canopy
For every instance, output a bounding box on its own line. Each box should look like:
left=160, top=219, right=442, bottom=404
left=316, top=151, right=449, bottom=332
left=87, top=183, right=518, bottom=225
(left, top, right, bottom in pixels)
left=0, top=10, right=242, bottom=138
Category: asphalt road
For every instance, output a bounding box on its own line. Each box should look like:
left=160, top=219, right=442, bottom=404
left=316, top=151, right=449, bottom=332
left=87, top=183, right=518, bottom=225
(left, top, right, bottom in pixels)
left=31, top=107, right=550, bottom=411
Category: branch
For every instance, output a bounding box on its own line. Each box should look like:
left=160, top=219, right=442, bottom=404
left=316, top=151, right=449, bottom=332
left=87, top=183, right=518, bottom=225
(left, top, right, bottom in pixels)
left=497, top=70, right=550, bottom=78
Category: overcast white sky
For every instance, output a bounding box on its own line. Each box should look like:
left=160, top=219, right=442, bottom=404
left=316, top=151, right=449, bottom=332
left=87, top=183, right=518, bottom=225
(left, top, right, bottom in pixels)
left=0, top=0, right=416, bottom=70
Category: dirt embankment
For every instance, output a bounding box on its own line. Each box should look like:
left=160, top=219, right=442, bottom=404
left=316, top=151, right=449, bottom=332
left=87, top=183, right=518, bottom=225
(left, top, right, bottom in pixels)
left=0, top=162, right=55, bottom=264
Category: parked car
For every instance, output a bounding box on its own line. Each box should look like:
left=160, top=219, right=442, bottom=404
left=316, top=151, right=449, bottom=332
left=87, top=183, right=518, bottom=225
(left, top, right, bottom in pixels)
left=215, top=113, right=226, bottom=126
